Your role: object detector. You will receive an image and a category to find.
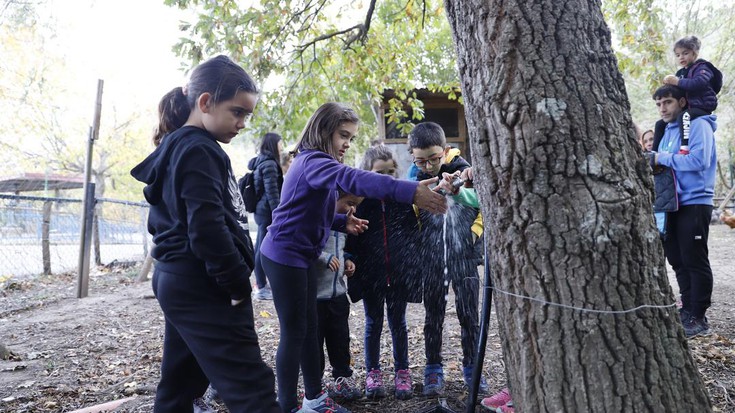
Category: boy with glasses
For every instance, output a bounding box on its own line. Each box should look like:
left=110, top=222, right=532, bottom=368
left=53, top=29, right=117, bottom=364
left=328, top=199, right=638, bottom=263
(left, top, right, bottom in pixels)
left=407, top=122, right=489, bottom=396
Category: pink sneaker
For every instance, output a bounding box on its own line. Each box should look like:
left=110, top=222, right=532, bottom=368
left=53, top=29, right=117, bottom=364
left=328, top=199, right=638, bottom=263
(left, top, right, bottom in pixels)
left=365, top=369, right=385, bottom=398
left=481, top=388, right=511, bottom=410
left=394, top=369, right=412, bottom=400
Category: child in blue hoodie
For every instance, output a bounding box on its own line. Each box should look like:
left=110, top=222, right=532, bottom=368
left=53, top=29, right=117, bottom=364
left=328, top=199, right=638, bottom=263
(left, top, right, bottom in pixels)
left=130, top=56, right=280, bottom=413
left=259, top=102, right=447, bottom=413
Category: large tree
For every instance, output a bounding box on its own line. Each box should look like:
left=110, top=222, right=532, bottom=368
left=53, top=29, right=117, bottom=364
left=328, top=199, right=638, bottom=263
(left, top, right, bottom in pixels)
left=443, top=0, right=711, bottom=411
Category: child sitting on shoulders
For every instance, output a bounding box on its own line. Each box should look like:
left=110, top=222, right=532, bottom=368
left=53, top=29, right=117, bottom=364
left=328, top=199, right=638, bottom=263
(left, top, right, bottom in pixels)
left=654, top=35, right=722, bottom=153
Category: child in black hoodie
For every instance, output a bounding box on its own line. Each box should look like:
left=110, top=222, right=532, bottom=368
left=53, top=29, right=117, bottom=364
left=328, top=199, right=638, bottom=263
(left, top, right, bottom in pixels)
left=130, top=55, right=280, bottom=413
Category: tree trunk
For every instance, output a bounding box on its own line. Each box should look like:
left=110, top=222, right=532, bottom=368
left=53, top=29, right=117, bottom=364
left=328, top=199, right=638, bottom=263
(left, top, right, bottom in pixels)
left=443, top=1, right=711, bottom=412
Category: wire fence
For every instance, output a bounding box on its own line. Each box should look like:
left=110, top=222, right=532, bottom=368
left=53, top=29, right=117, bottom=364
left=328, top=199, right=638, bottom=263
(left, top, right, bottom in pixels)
left=0, top=194, right=149, bottom=279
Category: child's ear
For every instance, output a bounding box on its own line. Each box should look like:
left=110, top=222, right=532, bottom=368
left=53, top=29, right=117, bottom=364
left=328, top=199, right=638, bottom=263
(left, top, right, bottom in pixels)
left=197, top=93, right=213, bottom=113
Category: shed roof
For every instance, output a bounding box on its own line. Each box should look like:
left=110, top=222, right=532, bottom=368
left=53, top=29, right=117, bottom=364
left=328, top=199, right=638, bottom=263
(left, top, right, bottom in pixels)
left=0, top=173, right=84, bottom=193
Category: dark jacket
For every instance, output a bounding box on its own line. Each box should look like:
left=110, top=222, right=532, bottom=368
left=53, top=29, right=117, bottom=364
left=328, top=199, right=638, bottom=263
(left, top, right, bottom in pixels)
left=676, top=59, right=723, bottom=113
left=413, top=150, right=481, bottom=281
left=247, top=151, right=283, bottom=218
left=130, top=126, right=255, bottom=301
left=345, top=198, right=422, bottom=303
left=418, top=203, right=481, bottom=284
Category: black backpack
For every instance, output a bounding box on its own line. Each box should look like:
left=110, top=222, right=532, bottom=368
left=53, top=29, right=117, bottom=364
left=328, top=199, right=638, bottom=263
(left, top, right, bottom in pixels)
left=238, top=172, right=258, bottom=213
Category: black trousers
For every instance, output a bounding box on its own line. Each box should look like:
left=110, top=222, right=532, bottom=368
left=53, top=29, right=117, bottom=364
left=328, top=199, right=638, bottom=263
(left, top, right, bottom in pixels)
left=253, top=213, right=272, bottom=289
left=152, top=269, right=280, bottom=413
left=423, top=262, right=480, bottom=368
left=261, top=254, right=322, bottom=412
left=663, top=204, right=714, bottom=319
left=317, top=295, right=353, bottom=379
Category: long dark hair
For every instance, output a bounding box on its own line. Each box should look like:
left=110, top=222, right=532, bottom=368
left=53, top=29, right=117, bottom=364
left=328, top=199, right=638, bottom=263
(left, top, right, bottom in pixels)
left=259, top=132, right=282, bottom=158
left=294, top=102, right=359, bottom=160
left=153, top=55, right=258, bottom=146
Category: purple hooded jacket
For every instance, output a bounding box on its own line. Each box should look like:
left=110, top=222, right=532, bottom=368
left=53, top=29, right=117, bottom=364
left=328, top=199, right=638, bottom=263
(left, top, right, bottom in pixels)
left=260, top=149, right=418, bottom=269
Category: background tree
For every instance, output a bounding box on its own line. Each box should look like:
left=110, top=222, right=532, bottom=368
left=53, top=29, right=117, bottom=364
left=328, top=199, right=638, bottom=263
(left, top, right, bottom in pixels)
left=444, top=0, right=710, bottom=411
left=167, top=0, right=733, bottom=182
left=165, top=0, right=461, bottom=149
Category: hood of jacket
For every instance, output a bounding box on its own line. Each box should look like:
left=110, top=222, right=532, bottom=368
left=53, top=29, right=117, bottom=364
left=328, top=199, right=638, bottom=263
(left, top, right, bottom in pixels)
left=130, top=126, right=205, bottom=206
left=248, top=151, right=279, bottom=171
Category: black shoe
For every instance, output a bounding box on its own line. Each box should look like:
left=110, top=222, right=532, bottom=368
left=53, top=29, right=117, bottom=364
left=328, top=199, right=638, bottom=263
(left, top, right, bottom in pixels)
left=683, top=316, right=711, bottom=338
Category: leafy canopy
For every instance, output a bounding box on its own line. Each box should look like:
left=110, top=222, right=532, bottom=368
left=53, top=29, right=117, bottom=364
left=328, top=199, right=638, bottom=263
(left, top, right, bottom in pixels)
left=165, top=0, right=460, bottom=146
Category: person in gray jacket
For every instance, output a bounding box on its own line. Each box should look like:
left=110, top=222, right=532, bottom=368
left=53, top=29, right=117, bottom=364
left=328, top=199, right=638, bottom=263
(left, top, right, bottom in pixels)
left=316, top=191, right=363, bottom=401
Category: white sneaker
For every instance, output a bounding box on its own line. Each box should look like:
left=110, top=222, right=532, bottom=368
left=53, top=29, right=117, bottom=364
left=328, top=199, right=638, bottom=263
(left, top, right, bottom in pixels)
left=253, top=285, right=273, bottom=300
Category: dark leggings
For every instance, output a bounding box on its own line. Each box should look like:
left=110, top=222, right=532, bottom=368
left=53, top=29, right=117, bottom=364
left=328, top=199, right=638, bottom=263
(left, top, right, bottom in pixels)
left=152, top=269, right=280, bottom=413
left=261, top=254, right=322, bottom=412
left=363, top=290, right=409, bottom=371
left=317, top=295, right=353, bottom=378
left=663, top=204, right=714, bottom=318
left=253, top=213, right=271, bottom=289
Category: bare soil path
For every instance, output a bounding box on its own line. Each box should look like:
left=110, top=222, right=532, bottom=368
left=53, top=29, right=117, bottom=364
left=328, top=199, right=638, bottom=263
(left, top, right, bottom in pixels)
left=1, top=225, right=733, bottom=412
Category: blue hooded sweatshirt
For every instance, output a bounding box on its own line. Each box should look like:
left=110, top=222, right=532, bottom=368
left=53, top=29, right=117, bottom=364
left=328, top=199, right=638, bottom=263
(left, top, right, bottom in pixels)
left=656, top=115, right=717, bottom=206
left=260, top=149, right=418, bottom=269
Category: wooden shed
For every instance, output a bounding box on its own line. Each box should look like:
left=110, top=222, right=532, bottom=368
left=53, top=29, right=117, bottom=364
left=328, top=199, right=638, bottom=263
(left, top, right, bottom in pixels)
left=377, top=89, right=469, bottom=177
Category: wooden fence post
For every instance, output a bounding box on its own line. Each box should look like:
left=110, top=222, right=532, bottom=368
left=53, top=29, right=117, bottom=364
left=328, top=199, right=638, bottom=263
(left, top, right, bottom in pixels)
left=41, top=200, right=52, bottom=275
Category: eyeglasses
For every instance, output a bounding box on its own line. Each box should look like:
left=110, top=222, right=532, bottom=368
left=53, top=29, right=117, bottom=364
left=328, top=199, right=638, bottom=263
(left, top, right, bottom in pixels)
left=413, top=154, right=443, bottom=168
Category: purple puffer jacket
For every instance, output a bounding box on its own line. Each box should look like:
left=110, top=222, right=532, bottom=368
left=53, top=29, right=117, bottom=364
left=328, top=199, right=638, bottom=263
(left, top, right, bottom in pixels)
left=675, top=59, right=723, bottom=113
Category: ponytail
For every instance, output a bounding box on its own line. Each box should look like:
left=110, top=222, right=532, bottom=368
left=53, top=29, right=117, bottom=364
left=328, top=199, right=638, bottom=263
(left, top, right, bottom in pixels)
left=153, top=87, right=191, bottom=146
left=152, top=56, right=258, bottom=146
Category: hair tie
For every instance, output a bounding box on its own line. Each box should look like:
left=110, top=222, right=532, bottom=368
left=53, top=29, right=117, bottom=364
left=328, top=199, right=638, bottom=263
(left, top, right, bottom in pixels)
left=181, top=85, right=189, bottom=96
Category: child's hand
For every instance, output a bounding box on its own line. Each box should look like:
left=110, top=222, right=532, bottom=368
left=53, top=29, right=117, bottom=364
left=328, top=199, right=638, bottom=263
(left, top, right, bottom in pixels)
left=344, top=259, right=355, bottom=277
left=435, top=172, right=462, bottom=195
left=329, top=256, right=340, bottom=272
left=460, top=167, right=474, bottom=187
left=663, top=75, right=679, bottom=85
left=414, top=179, right=448, bottom=214
left=345, top=209, right=369, bottom=235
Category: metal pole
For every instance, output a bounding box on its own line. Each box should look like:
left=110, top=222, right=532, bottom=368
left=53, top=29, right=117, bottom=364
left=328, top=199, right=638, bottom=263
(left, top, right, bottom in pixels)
left=466, top=238, right=493, bottom=413
left=76, top=79, right=104, bottom=298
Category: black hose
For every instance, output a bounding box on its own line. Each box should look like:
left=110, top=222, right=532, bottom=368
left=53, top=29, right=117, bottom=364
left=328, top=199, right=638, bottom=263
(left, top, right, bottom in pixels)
left=466, top=237, right=493, bottom=413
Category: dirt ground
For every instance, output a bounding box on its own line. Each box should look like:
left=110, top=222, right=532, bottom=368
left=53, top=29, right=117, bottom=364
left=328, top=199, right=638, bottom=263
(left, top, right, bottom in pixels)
left=1, top=225, right=734, bottom=413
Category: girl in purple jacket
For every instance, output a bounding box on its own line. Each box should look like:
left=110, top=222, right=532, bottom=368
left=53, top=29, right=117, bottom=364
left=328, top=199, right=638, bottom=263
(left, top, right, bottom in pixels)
left=259, top=102, right=446, bottom=413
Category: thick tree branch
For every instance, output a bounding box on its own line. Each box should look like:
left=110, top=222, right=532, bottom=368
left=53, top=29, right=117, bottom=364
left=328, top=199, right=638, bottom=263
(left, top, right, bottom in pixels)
left=296, top=0, right=377, bottom=52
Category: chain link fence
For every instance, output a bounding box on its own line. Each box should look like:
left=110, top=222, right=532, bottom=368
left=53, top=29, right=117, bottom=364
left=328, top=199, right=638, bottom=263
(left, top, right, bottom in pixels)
left=0, top=194, right=149, bottom=279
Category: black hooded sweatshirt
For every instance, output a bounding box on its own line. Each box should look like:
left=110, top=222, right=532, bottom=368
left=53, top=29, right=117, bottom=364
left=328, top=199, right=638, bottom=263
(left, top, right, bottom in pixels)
left=131, top=126, right=255, bottom=301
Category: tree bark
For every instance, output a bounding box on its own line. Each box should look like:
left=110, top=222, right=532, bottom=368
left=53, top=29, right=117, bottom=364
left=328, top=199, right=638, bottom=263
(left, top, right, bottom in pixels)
left=443, top=1, right=711, bottom=412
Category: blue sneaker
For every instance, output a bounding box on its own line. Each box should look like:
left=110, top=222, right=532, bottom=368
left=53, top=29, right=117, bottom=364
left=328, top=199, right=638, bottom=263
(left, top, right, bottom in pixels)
left=422, top=364, right=445, bottom=396
left=301, top=391, right=351, bottom=413
left=328, top=376, right=362, bottom=400
left=463, top=366, right=489, bottom=394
